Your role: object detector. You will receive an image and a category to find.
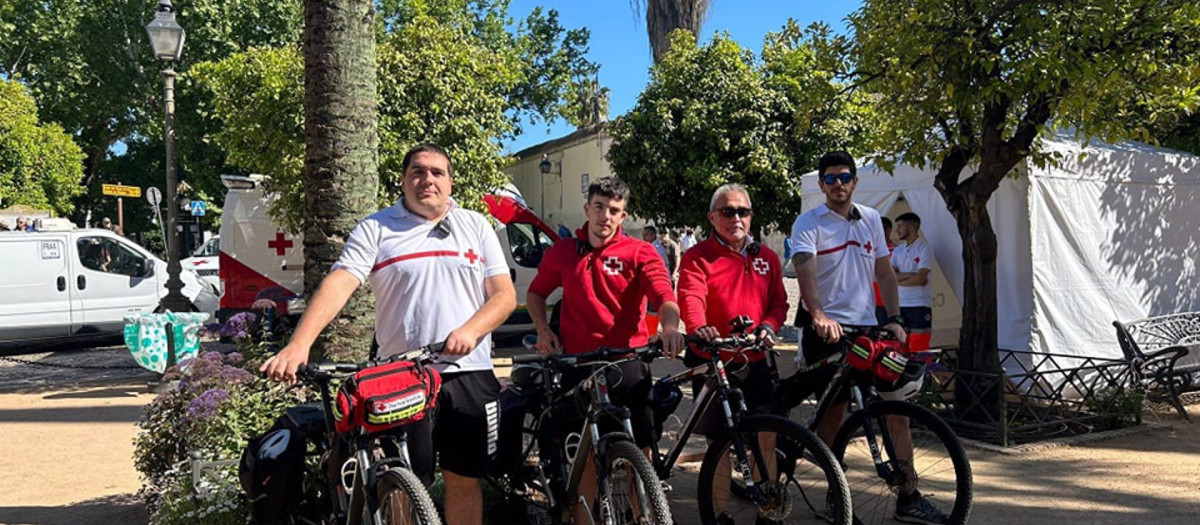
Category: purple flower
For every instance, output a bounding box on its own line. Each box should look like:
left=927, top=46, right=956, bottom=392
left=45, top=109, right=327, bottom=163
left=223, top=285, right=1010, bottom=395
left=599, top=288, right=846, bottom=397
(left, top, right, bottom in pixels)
left=221, top=312, right=258, bottom=338
left=201, top=351, right=223, bottom=362
left=186, top=388, right=230, bottom=422
left=225, top=352, right=244, bottom=365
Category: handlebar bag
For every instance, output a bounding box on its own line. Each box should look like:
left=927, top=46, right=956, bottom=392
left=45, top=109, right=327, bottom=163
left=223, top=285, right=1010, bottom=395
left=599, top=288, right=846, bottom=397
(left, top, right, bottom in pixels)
left=847, top=336, right=880, bottom=371
left=333, top=360, right=442, bottom=434
left=872, top=340, right=910, bottom=384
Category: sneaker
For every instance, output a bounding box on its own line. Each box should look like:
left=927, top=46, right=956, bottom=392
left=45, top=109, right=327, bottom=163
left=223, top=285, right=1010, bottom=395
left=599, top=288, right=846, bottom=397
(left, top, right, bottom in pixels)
left=894, top=492, right=949, bottom=525
left=716, top=512, right=735, bottom=525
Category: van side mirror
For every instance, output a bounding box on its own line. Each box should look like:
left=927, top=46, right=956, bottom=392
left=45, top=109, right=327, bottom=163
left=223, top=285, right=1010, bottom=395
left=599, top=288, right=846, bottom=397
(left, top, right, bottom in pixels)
left=142, top=258, right=155, bottom=277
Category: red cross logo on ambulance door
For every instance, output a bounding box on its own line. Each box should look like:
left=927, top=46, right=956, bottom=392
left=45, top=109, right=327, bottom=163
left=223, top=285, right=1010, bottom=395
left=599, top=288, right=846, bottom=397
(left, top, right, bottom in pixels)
left=268, top=232, right=293, bottom=256
left=603, top=256, right=624, bottom=276
left=752, top=257, right=769, bottom=275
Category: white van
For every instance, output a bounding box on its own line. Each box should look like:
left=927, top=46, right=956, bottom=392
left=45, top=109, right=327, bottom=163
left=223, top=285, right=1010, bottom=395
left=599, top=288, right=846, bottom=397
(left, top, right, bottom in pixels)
left=0, top=221, right=219, bottom=346
left=218, top=175, right=560, bottom=332
left=182, top=235, right=220, bottom=293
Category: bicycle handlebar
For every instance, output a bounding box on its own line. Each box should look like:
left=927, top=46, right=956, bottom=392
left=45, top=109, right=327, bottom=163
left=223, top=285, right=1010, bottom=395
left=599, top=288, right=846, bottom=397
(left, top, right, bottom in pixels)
left=511, top=341, right=663, bottom=366
left=684, top=333, right=771, bottom=353
left=299, top=341, right=447, bottom=382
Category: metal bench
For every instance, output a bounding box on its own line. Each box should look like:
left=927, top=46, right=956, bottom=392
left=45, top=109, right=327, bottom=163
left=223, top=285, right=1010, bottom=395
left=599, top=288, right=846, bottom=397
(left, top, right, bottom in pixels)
left=1114, top=312, right=1200, bottom=421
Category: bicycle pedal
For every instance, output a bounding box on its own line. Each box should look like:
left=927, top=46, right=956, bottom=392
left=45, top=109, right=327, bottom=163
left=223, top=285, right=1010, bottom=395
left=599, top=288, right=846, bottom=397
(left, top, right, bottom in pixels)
left=659, top=480, right=673, bottom=492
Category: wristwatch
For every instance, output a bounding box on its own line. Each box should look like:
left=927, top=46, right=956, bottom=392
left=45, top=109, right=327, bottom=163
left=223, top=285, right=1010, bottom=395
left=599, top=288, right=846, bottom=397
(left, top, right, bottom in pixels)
left=886, top=314, right=906, bottom=328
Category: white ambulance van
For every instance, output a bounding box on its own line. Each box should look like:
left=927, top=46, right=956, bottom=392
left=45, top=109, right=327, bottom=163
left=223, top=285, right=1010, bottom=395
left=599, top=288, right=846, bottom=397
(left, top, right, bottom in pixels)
left=0, top=218, right=219, bottom=346
left=218, top=176, right=560, bottom=332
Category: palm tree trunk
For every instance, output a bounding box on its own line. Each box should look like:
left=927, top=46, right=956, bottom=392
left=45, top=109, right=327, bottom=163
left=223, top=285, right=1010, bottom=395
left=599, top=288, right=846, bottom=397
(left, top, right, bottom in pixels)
left=302, top=0, right=379, bottom=361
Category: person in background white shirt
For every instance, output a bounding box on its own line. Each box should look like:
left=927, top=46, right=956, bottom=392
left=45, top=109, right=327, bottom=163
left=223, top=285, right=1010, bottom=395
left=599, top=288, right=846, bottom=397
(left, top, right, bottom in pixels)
left=680, top=226, right=697, bottom=252
left=892, top=212, right=933, bottom=350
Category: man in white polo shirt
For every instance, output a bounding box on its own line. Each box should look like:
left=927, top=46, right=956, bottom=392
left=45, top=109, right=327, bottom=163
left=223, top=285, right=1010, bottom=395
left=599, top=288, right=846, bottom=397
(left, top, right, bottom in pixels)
left=261, top=143, right=516, bottom=525
left=892, top=212, right=934, bottom=351
left=791, top=151, right=948, bottom=524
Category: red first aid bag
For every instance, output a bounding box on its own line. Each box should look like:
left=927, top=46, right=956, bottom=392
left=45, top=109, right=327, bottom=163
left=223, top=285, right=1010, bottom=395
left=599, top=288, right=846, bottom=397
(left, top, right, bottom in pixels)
left=846, top=336, right=880, bottom=371
left=333, top=360, right=442, bottom=434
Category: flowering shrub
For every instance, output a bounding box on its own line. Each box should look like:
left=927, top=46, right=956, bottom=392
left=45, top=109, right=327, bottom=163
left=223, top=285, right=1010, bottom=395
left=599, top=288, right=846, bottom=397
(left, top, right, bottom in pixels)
left=202, top=309, right=293, bottom=368
left=135, top=349, right=309, bottom=524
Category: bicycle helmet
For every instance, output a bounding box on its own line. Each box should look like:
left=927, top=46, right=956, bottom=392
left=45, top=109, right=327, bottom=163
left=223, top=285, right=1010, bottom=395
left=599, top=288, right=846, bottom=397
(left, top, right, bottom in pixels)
left=650, top=380, right=683, bottom=441
left=876, top=360, right=927, bottom=401
left=507, top=363, right=546, bottom=395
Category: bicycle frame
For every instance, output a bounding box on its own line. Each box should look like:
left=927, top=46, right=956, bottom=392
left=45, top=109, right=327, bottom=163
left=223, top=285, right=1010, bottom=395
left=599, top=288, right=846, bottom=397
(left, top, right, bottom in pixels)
left=790, top=348, right=905, bottom=487
left=651, top=354, right=774, bottom=506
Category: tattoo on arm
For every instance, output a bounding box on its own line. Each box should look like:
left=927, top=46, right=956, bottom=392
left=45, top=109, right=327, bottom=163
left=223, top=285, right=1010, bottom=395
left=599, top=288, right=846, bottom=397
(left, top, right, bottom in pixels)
left=792, top=252, right=814, bottom=265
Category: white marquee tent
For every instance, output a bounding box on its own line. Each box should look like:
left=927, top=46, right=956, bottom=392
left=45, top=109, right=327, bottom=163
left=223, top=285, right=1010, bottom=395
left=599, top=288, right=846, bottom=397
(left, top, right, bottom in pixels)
left=799, top=137, right=1200, bottom=368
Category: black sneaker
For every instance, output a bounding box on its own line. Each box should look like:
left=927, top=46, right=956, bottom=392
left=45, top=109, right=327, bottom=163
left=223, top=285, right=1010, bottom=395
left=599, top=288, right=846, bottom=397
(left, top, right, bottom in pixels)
left=894, top=492, right=949, bottom=524
left=716, top=511, right=735, bottom=525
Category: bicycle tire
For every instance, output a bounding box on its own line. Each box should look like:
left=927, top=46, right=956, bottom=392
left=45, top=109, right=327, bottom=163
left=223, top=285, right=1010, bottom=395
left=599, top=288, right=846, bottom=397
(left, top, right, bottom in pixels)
left=376, top=467, right=443, bottom=525
left=599, top=439, right=673, bottom=525
left=831, top=400, right=972, bottom=525
left=698, top=414, right=851, bottom=525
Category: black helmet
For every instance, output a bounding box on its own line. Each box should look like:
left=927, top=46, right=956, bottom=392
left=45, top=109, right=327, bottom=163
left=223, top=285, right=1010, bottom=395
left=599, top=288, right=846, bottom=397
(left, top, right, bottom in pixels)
left=650, top=379, right=683, bottom=441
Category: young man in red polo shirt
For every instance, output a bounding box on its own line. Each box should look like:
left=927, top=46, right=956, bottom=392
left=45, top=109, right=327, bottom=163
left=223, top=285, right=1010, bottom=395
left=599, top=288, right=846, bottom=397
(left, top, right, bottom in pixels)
left=526, top=176, right=685, bottom=523
left=677, top=183, right=789, bottom=524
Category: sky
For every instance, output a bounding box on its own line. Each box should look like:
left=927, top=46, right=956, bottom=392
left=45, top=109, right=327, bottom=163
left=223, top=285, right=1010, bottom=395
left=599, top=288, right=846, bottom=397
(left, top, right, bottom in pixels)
left=504, top=0, right=861, bottom=154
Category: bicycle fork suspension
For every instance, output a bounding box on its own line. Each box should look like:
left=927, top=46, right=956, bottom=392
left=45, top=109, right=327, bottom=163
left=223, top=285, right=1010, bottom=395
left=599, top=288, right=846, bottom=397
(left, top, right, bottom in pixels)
left=851, top=387, right=901, bottom=486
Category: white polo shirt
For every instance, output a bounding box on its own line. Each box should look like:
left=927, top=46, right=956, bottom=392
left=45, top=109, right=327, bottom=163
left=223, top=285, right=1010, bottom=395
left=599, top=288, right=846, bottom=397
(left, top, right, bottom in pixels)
left=789, top=203, right=890, bottom=326
left=893, top=238, right=933, bottom=307
left=332, top=198, right=508, bottom=372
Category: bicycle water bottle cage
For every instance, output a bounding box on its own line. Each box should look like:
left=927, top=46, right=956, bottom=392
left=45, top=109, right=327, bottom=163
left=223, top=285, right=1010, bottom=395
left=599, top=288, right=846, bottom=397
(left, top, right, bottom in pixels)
left=847, top=336, right=879, bottom=371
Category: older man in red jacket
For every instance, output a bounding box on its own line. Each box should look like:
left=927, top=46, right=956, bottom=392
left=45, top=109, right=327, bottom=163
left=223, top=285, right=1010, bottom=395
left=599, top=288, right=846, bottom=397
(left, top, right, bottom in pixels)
left=677, top=182, right=789, bottom=524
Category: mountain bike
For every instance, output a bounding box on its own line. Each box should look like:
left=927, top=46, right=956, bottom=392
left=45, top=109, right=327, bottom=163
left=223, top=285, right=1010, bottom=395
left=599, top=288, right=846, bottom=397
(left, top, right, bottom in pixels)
left=285, top=343, right=446, bottom=525
left=774, top=328, right=972, bottom=525
left=491, top=342, right=673, bottom=525
left=648, top=320, right=852, bottom=525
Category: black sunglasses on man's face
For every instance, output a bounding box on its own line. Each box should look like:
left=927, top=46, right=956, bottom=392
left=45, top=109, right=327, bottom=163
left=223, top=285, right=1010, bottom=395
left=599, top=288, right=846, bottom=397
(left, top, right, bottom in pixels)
left=821, top=172, right=855, bottom=185
left=717, top=207, right=753, bottom=218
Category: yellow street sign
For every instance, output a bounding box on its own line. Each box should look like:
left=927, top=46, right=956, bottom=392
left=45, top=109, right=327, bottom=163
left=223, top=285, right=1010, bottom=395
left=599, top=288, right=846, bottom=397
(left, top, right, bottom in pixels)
left=102, top=184, right=142, bottom=198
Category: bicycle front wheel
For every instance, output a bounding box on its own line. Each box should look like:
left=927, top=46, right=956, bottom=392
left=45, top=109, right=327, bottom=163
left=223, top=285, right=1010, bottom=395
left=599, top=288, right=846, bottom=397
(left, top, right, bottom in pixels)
left=831, top=400, right=972, bottom=525
left=698, top=414, right=851, bottom=525
left=601, top=439, right=673, bottom=525
left=376, top=467, right=442, bottom=525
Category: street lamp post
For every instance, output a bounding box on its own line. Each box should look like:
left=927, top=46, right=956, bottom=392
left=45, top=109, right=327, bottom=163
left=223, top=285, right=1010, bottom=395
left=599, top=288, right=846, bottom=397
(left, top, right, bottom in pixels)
left=146, top=0, right=192, bottom=312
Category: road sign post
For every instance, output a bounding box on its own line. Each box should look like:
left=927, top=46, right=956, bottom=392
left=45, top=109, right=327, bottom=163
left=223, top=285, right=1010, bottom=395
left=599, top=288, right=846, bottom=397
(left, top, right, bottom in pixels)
left=102, top=184, right=142, bottom=234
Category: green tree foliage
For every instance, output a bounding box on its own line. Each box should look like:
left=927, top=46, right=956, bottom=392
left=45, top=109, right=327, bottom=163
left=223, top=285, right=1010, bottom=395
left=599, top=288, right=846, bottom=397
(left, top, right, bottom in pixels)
left=847, top=0, right=1200, bottom=400
left=0, top=79, right=85, bottom=214
left=608, top=29, right=873, bottom=233
left=192, top=0, right=598, bottom=230
left=0, top=0, right=301, bottom=231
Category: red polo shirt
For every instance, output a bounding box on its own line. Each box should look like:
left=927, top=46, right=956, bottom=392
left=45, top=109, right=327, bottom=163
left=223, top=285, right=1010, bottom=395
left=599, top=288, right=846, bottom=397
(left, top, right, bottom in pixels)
left=528, top=224, right=676, bottom=354
left=677, top=237, right=789, bottom=362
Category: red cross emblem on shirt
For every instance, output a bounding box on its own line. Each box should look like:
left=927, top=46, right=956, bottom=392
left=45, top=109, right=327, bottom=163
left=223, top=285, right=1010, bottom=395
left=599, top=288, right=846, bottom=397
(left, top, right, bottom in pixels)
left=603, top=256, right=624, bottom=276
left=914, top=256, right=921, bottom=264
left=268, top=232, right=293, bottom=256
left=864, top=241, right=873, bottom=253
left=752, top=257, right=769, bottom=275
left=464, top=249, right=480, bottom=264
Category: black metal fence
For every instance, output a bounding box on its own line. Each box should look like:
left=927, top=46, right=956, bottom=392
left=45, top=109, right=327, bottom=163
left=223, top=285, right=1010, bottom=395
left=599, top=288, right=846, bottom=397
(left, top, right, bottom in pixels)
left=916, top=349, right=1139, bottom=446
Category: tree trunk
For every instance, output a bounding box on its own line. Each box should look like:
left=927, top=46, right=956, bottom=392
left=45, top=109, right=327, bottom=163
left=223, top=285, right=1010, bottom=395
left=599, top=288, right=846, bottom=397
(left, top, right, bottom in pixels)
left=303, top=0, right=379, bottom=362
left=948, top=188, right=1004, bottom=423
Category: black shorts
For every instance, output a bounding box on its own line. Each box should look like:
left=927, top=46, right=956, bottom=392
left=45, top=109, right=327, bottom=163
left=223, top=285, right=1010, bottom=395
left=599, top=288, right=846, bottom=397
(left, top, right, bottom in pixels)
left=405, top=370, right=502, bottom=483
left=794, top=308, right=872, bottom=405
left=558, top=359, right=655, bottom=448
left=684, top=353, right=783, bottom=438
left=900, top=306, right=932, bottom=330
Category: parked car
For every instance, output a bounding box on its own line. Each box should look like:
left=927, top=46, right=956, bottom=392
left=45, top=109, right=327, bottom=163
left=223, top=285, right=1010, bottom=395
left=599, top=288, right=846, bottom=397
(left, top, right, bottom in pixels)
left=0, top=219, right=219, bottom=346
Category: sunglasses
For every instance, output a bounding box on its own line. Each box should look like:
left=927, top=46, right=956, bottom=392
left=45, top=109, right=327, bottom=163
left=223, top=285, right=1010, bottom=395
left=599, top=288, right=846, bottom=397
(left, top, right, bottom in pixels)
left=821, top=172, right=855, bottom=185
left=717, top=207, right=753, bottom=218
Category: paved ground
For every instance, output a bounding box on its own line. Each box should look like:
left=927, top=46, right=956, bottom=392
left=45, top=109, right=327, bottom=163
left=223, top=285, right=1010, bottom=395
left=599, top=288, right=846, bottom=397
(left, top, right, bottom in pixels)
left=3, top=340, right=1200, bottom=525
